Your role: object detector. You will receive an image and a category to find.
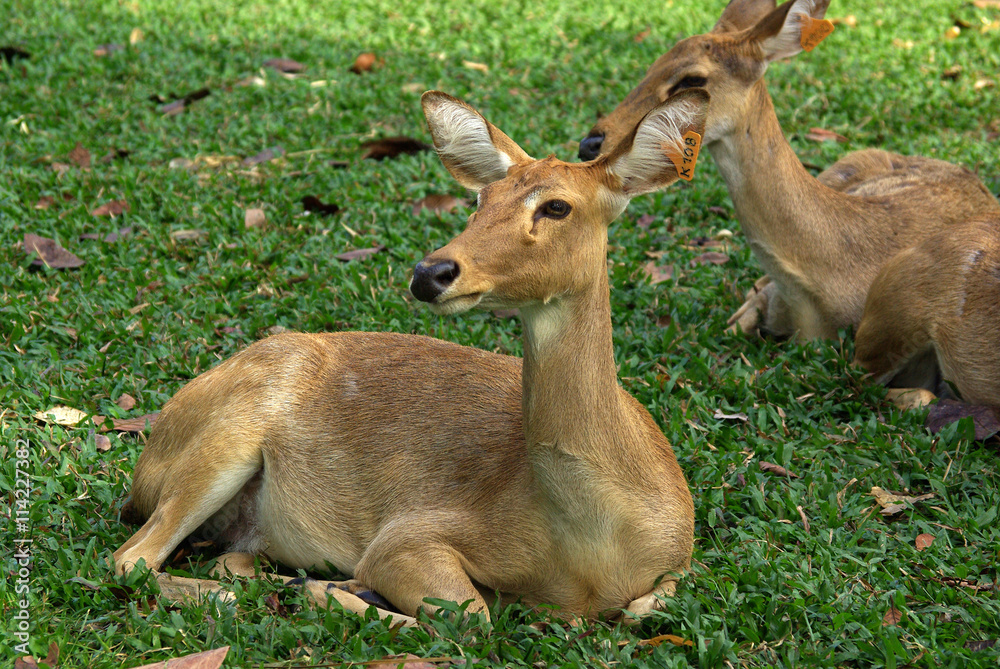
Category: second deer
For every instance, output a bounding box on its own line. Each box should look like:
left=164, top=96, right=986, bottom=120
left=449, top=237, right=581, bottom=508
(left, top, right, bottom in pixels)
left=112, top=90, right=710, bottom=625
left=579, top=0, right=999, bottom=340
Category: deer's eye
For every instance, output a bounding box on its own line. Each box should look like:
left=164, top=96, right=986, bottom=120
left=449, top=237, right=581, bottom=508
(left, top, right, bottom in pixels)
left=539, top=200, right=571, bottom=219
left=670, top=75, right=707, bottom=95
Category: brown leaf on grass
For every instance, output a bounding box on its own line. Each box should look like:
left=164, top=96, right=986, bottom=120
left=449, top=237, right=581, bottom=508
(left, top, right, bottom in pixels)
left=925, top=399, right=1000, bottom=440
left=245, top=208, right=266, bottom=229
left=91, top=200, right=130, bottom=217
left=411, top=194, right=469, bottom=215
left=691, top=251, right=730, bottom=266
left=759, top=461, right=799, bottom=478
left=656, top=313, right=672, bottom=327
left=643, top=261, right=674, bottom=285
left=100, top=412, right=160, bottom=433
left=301, top=195, right=341, bottom=217
left=126, top=646, right=230, bottom=669
left=170, top=229, right=206, bottom=242
left=80, top=226, right=133, bottom=243
left=156, top=88, right=210, bottom=115
left=23, top=233, right=85, bottom=269
left=263, top=57, right=305, bottom=73
left=805, top=127, right=848, bottom=143
left=368, top=655, right=440, bottom=669
left=94, top=43, right=124, bottom=57
left=242, top=146, right=284, bottom=166
left=636, top=214, right=657, bottom=229
left=130, top=28, right=144, bottom=45
left=463, top=60, right=489, bottom=73
left=714, top=409, right=748, bottom=422
left=349, top=52, right=378, bottom=74
left=117, top=393, right=137, bottom=411
left=361, top=136, right=432, bottom=161
left=69, top=142, right=91, bottom=168
left=942, top=64, right=962, bottom=80
left=35, top=196, right=55, bottom=209
left=14, top=642, right=58, bottom=669
left=633, top=28, right=651, bottom=43
left=95, top=434, right=112, bottom=452
left=638, top=633, right=694, bottom=648
left=336, top=244, right=386, bottom=262
left=708, top=205, right=729, bottom=217
left=965, top=640, right=998, bottom=651
left=883, top=606, right=902, bottom=626
left=870, top=486, right=935, bottom=515
left=915, top=533, right=934, bottom=551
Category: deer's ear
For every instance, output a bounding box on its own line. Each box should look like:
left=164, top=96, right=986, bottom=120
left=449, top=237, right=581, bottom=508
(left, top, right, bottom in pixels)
left=421, top=91, right=533, bottom=192
left=749, top=0, right=831, bottom=63
left=712, top=0, right=778, bottom=34
left=604, top=89, right=710, bottom=197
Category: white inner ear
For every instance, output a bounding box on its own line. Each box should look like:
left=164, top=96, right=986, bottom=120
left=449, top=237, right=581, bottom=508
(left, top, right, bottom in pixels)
left=611, top=98, right=699, bottom=194
left=426, top=103, right=514, bottom=184
left=761, top=0, right=823, bottom=62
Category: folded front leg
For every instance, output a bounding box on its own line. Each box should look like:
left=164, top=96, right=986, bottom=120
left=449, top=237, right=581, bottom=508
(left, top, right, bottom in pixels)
left=620, top=578, right=678, bottom=627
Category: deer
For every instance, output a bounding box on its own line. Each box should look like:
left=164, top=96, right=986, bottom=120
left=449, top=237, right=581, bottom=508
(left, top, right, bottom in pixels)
left=854, top=217, right=1000, bottom=411
left=578, top=0, right=1000, bottom=341
left=112, top=89, right=711, bottom=627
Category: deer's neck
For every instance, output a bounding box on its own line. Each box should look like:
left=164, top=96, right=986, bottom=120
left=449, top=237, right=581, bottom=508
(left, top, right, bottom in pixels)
left=518, top=269, right=636, bottom=460
left=707, top=81, right=860, bottom=264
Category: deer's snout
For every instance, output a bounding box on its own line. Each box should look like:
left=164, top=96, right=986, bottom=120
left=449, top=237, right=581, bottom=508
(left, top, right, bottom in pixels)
left=578, top=134, right=605, bottom=161
left=410, top=259, right=460, bottom=303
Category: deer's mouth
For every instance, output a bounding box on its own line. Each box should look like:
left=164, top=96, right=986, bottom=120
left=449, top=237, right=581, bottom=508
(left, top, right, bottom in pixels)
left=426, top=291, right=484, bottom=315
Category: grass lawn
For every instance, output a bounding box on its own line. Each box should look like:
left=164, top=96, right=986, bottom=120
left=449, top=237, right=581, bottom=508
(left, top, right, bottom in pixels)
left=2, top=0, right=1000, bottom=666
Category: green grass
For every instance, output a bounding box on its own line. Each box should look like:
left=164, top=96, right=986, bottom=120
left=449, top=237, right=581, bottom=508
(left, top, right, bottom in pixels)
left=2, top=0, right=999, bottom=666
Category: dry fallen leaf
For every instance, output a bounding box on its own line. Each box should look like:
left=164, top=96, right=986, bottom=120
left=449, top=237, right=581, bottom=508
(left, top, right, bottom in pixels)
left=336, top=244, right=386, bottom=262
left=870, top=486, right=935, bottom=515
left=636, top=214, right=657, bottom=229
left=360, top=136, right=432, bottom=161
left=638, top=633, right=694, bottom=648
left=350, top=52, right=378, bottom=74
left=91, top=200, right=130, bottom=217
left=34, top=405, right=89, bottom=426
left=170, top=229, right=207, bottom=241
left=93, top=43, right=124, bottom=57
left=411, top=194, right=469, bottom=215
left=633, top=28, right=651, bottom=43
left=15, top=642, right=58, bottom=669
left=69, top=142, right=91, bottom=168
left=942, top=64, right=962, bottom=80
left=301, top=195, right=341, bottom=217
left=129, top=28, right=144, bottom=45
left=245, top=208, right=266, bottom=229
left=263, top=58, right=304, bottom=73
left=915, top=533, right=934, bottom=551
left=805, top=127, right=848, bottom=143
left=691, top=251, right=730, bottom=266
left=23, top=233, right=85, bottom=269
left=462, top=60, right=489, bottom=73
left=156, top=88, right=210, bottom=115
left=925, top=399, right=1000, bottom=440
left=714, top=409, right=748, bottom=422
left=368, top=655, right=440, bottom=669
left=95, top=434, right=113, bottom=452
left=643, top=261, right=674, bottom=285
left=965, top=639, right=998, bottom=651
left=34, top=195, right=55, bottom=210
left=242, top=146, right=284, bottom=166
left=883, top=606, right=903, bottom=626
left=117, top=393, right=137, bottom=411
left=126, top=646, right=230, bottom=669
left=100, top=412, right=160, bottom=433
left=759, top=461, right=799, bottom=478
left=80, top=226, right=133, bottom=243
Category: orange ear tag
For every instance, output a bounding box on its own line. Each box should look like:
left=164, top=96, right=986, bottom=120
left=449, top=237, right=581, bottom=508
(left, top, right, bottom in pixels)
left=800, top=15, right=835, bottom=52
left=667, top=131, right=702, bottom=182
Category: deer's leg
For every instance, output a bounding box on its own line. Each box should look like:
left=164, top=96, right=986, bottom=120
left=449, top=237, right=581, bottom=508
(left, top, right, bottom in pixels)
left=113, top=459, right=260, bottom=575
left=620, top=578, right=678, bottom=626
left=885, top=387, right=937, bottom=411
left=727, top=275, right=774, bottom=336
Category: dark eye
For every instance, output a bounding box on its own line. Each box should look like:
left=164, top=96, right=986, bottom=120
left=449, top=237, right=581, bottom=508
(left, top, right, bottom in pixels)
left=670, top=75, right=707, bottom=95
left=539, top=200, right=571, bottom=219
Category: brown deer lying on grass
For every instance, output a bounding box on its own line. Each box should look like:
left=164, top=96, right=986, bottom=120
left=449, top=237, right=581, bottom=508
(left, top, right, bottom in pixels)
left=578, top=0, right=999, bottom=341
left=855, top=218, right=1000, bottom=411
left=113, top=89, right=711, bottom=626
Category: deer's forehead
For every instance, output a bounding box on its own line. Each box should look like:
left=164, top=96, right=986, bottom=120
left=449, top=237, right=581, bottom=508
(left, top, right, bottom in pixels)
left=479, top=161, right=602, bottom=206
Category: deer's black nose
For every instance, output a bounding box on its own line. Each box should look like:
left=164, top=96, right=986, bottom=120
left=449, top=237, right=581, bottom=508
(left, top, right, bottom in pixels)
left=410, top=260, right=460, bottom=302
left=578, top=134, right=605, bottom=161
